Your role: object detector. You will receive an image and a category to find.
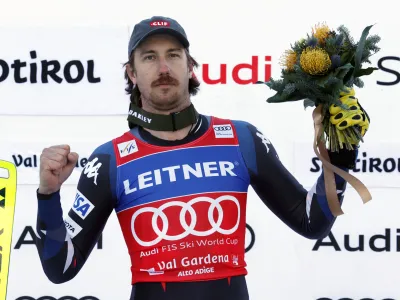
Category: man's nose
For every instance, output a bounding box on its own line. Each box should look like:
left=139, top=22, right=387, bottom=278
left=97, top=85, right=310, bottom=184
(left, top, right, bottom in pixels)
left=158, top=57, right=170, bottom=74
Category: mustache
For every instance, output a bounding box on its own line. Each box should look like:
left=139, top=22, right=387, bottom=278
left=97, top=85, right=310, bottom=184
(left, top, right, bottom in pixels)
left=152, top=75, right=178, bottom=86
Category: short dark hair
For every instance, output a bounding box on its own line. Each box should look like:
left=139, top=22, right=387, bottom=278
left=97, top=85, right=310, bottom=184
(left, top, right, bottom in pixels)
left=123, top=48, right=200, bottom=110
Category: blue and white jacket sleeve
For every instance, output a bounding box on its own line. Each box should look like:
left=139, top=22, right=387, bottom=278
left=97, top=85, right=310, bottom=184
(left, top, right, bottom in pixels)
left=34, top=141, right=117, bottom=283
left=233, top=120, right=358, bottom=240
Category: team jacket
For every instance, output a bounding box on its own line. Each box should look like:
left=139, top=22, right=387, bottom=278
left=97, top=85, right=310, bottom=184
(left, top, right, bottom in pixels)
left=34, top=114, right=357, bottom=294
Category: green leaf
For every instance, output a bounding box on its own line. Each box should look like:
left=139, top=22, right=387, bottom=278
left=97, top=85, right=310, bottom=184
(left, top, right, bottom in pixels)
left=282, top=92, right=305, bottom=102
left=263, top=77, right=287, bottom=93
left=338, top=63, right=355, bottom=85
left=343, top=72, right=355, bottom=86
left=325, top=79, right=345, bottom=95
left=336, top=63, right=353, bottom=71
left=354, top=24, right=375, bottom=77
left=336, top=67, right=353, bottom=81
left=340, top=51, right=354, bottom=65
left=316, top=73, right=334, bottom=87
left=283, top=73, right=300, bottom=82
left=282, top=83, right=296, bottom=95
left=267, top=91, right=304, bottom=103
left=354, top=67, right=378, bottom=77
left=303, top=98, right=315, bottom=109
left=266, top=93, right=286, bottom=103
left=354, top=77, right=365, bottom=88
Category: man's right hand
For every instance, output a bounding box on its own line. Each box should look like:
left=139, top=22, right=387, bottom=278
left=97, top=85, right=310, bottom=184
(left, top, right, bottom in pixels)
left=38, top=145, right=79, bottom=195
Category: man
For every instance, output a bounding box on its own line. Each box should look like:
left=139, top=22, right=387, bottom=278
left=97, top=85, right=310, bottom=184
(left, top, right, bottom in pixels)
left=34, top=16, right=369, bottom=300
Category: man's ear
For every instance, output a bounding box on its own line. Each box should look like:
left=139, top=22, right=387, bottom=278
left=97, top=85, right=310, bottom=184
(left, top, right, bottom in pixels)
left=126, top=64, right=137, bottom=85
left=189, top=64, right=193, bottom=78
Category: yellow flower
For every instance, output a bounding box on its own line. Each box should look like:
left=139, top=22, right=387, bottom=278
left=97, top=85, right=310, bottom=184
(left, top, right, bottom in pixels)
left=279, top=49, right=297, bottom=71
left=300, top=47, right=331, bottom=75
left=312, top=22, right=331, bottom=45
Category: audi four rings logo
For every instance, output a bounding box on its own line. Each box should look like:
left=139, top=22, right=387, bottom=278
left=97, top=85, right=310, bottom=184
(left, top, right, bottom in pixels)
left=16, top=297, right=99, bottom=300
left=214, top=126, right=232, bottom=131
left=131, top=195, right=241, bottom=247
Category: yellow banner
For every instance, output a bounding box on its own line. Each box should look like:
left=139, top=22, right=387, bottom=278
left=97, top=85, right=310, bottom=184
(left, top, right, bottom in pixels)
left=0, top=160, right=17, bottom=300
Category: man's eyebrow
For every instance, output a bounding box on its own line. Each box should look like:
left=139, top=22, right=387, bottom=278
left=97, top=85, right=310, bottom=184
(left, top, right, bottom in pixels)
left=167, top=48, right=183, bottom=52
left=139, top=48, right=183, bottom=56
left=139, top=49, right=156, bottom=56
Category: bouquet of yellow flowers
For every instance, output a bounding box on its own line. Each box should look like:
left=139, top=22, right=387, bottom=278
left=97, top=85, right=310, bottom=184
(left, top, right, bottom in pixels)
left=257, top=23, right=380, bottom=152
left=256, top=23, right=380, bottom=216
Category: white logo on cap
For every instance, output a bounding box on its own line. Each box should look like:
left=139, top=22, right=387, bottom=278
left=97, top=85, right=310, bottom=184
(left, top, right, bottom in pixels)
left=150, top=21, right=170, bottom=27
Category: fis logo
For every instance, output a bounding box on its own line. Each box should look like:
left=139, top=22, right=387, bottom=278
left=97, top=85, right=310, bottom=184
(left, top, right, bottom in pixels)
left=72, top=191, right=95, bottom=220
left=118, top=140, right=139, bottom=158
left=213, top=124, right=234, bottom=138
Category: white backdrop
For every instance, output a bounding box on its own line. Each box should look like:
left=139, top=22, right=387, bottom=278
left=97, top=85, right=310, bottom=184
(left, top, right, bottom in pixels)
left=1, top=0, right=400, bottom=299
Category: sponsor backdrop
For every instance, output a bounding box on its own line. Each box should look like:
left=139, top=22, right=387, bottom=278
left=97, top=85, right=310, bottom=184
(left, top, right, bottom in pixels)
left=1, top=0, right=400, bottom=299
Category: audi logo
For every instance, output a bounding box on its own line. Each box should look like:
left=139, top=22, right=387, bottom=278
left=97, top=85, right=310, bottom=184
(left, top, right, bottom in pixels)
left=214, top=126, right=232, bottom=131
left=16, top=297, right=100, bottom=300
left=131, top=195, right=240, bottom=247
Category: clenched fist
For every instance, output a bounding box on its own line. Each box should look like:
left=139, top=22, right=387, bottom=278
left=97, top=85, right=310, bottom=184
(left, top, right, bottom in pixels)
left=38, top=145, right=79, bottom=194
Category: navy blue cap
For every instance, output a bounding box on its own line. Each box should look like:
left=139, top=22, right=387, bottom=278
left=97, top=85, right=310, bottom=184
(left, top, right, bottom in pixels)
left=128, top=16, right=190, bottom=58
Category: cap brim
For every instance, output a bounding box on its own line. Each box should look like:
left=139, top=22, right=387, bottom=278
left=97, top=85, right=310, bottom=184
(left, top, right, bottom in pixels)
left=130, top=27, right=189, bottom=55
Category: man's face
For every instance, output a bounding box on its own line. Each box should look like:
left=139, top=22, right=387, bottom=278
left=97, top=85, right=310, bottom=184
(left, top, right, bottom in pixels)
left=127, top=34, right=192, bottom=111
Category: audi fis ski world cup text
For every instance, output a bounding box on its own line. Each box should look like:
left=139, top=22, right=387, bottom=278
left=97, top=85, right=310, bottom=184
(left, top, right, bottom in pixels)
left=141, top=237, right=240, bottom=257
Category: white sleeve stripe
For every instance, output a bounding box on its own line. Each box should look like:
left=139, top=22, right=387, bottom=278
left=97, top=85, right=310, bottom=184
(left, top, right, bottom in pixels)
left=63, top=234, right=75, bottom=274
left=306, top=182, right=317, bottom=221
left=306, top=181, right=345, bottom=221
